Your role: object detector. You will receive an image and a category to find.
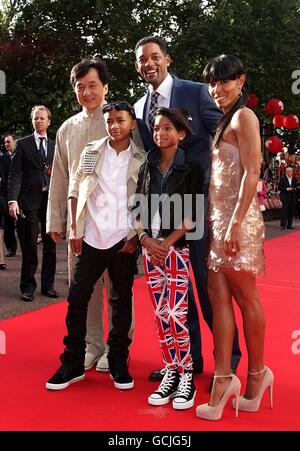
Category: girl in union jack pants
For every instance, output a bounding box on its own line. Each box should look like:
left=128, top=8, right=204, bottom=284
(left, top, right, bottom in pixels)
left=133, top=107, right=204, bottom=410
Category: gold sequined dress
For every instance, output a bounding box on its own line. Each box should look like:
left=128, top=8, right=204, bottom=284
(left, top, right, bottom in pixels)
left=207, top=140, right=265, bottom=276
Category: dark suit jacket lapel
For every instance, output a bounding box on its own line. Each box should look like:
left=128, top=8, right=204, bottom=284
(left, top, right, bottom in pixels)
left=170, top=76, right=180, bottom=107
left=28, top=134, right=43, bottom=168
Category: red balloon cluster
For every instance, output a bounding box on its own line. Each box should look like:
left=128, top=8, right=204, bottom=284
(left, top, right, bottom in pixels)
left=247, top=93, right=259, bottom=109
left=266, top=98, right=284, bottom=116
left=273, top=113, right=299, bottom=129
left=265, top=136, right=284, bottom=153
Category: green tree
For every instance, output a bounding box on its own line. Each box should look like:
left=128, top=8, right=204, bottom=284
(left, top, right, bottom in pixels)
left=0, top=0, right=299, bottom=147
left=171, top=0, right=300, bottom=117
left=0, top=0, right=183, bottom=136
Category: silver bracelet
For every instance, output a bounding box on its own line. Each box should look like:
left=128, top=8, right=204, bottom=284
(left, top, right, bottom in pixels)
left=139, top=232, right=148, bottom=245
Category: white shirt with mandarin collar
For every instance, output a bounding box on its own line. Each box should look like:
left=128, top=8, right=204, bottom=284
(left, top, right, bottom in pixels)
left=134, top=73, right=173, bottom=129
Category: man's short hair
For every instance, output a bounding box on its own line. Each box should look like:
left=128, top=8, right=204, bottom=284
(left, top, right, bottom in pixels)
left=31, top=105, right=51, bottom=120
left=4, top=133, right=16, bottom=141
left=135, top=36, right=168, bottom=56
left=70, top=59, right=109, bottom=88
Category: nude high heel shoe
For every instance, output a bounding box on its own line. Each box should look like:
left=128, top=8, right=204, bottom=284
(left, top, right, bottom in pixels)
left=196, top=373, right=241, bottom=421
left=232, top=366, right=274, bottom=412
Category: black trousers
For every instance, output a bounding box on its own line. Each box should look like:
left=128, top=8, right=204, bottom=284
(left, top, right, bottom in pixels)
left=63, top=240, right=136, bottom=363
left=17, top=192, right=56, bottom=294
left=280, top=198, right=295, bottom=227
left=3, top=212, right=17, bottom=253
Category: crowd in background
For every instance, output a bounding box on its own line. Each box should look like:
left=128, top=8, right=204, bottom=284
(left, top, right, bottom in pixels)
left=258, top=158, right=300, bottom=222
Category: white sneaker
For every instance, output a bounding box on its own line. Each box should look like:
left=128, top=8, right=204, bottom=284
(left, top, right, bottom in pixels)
left=96, top=352, right=109, bottom=372
left=84, top=352, right=100, bottom=370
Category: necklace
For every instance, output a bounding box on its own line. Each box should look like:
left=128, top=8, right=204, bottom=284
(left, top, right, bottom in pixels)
left=159, top=160, right=174, bottom=176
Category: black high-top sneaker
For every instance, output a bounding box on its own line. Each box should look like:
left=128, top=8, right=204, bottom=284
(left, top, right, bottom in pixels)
left=46, top=363, right=85, bottom=390
left=148, top=369, right=180, bottom=406
left=172, top=371, right=196, bottom=410
left=108, top=352, right=134, bottom=390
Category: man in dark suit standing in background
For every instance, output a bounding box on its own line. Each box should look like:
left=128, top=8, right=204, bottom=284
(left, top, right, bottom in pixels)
left=0, top=134, right=18, bottom=257
left=8, top=105, right=58, bottom=302
left=134, top=36, right=242, bottom=381
left=279, top=166, right=297, bottom=230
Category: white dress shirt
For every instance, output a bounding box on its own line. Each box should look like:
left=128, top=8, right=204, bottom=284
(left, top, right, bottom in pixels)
left=84, top=141, right=131, bottom=250
left=134, top=73, right=173, bottom=128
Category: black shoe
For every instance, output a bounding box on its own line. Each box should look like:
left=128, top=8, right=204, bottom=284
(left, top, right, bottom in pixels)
left=172, top=371, right=196, bottom=410
left=287, top=226, right=295, bottom=229
left=41, top=288, right=59, bottom=298
left=148, top=369, right=180, bottom=405
left=280, top=227, right=286, bottom=230
left=148, top=368, right=166, bottom=381
left=108, top=353, right=134, bottom=390
left=46, top=363, right=85, bottom=390
left=6, top=251, right=16, bottom=257
left=21, top=291, right=34, bottom=302
left=0, top=264, right=6, bottom=270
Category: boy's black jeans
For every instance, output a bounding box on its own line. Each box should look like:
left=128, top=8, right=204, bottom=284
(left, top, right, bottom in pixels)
left=62, top=239, right=135, bottom=366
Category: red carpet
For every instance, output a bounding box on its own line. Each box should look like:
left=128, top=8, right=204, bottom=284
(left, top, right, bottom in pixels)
left=1, top=232, right=300, bottom=431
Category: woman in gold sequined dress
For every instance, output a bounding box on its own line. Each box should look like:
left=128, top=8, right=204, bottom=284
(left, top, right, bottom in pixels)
left=196, top=55, right=274, bottom=421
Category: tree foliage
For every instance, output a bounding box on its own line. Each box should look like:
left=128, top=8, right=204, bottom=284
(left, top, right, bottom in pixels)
left=0, top=0, right=299, bottom=143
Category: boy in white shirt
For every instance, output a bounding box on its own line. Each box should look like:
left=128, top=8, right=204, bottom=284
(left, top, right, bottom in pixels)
left=46, top=102, right=145, bottom=391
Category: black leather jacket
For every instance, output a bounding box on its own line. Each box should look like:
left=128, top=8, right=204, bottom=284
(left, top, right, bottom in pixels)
left=133, top=146, right=204, bottom=248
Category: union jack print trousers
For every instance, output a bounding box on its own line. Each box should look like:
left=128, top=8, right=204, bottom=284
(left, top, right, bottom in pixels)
left=143, top=245, right=193, bottom=372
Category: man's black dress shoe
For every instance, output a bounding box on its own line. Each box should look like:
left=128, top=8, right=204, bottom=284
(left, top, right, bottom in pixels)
left=6, top=251, right=16, bottom=257
left=280, top=227, right=286, bottom=230
left=0, top=264, right=6, bottom=270
left=21, top=292, right=34, bottom=302
left=148, top=364, right=203, bottom=382
left=41, top=288, right=59, bottom=298
left=287, top=226, right=295, bottom=229
left=148, top=368, right=166, bottom=382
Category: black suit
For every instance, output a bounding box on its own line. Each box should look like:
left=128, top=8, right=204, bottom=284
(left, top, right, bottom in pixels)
left=279, top=175, right=297, bottom=228
left=0, top=151, right=17, bottom=253
left=8, top=134, right=56, bottom=295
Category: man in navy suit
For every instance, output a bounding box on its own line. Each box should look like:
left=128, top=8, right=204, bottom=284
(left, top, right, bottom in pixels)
left=8, top=105, right=57, bottom=302
left=0, top=134, right=17, bottom=256
left=279, top=166, right=297, bottom=229
left=134, top=36, right=241, bottom=381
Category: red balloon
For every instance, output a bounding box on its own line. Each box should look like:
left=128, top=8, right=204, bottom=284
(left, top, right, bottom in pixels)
left=283, top=114, right=299, bottom=129
left=273, top=114, right=285, bottom=128
left=266, top=98, right=284, bottom=116
left=247, top=93, right=259, bottom=109
left=265, top=136, right=284, bottom=153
